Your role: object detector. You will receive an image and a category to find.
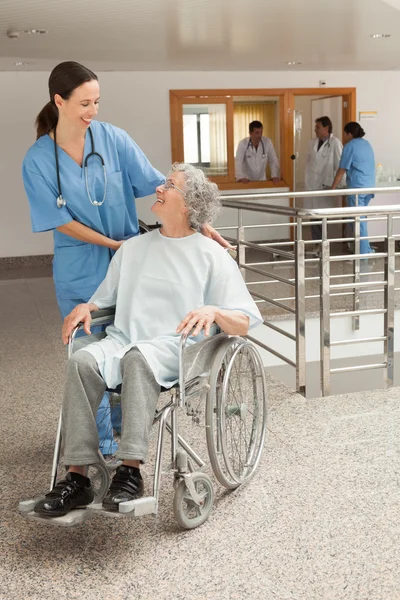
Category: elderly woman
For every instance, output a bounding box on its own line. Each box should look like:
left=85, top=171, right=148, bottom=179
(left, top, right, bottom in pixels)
left=34, top=163, right=263, bottom=518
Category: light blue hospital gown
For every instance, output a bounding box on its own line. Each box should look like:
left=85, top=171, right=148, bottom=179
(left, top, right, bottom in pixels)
left=83, top=229, right=263, bottom=389
left=22, top=120, right=165, bottom=317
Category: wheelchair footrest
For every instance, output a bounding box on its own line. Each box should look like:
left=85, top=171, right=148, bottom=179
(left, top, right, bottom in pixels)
left=19, top=498, right=96, bottom=527
left=119, top=496, right=157, bottom=516
left=85, top=496, right=157, bottom=518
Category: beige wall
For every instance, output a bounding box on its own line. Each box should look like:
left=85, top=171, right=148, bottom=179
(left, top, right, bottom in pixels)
left=1, top=70, right=399, bottom=257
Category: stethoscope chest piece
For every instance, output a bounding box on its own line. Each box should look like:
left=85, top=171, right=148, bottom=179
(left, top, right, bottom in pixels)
left=54, top=127, right=107, bottom=208
left=247, top=139, right=266, bottom=159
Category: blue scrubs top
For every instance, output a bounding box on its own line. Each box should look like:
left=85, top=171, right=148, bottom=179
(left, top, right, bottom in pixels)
left=22, top=121, right=165, bottom=315
left=339, top=137, right=375, bottom=191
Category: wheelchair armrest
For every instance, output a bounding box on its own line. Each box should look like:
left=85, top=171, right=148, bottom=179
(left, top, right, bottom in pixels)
left=178, top=323, right=220, bottom=403
left=90, top=306, right=116, bottom=327
left=68, top=306, right=116, bottom=356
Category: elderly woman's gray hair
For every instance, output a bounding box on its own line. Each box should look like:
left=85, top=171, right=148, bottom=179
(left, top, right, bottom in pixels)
left=169, top=163, right=221, bottom=229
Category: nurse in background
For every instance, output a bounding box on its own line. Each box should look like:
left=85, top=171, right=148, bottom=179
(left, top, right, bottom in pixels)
left=235, top=120, right=280, bottom=183
left=305, top=116, right=344, bottom=242
left=331, top=122, right=375, bottom=254
left=23, top=61, right=228, bottom=455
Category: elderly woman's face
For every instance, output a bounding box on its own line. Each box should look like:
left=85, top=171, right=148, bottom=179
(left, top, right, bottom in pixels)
left=152, top=171, right=187, bottom=220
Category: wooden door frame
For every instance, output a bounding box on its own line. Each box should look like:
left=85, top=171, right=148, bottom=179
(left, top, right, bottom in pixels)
left=170, top=88, right=291, bottom=190
left=288, top=87, right=357, bottom=191
left=170, top=87, right=356, bottom=192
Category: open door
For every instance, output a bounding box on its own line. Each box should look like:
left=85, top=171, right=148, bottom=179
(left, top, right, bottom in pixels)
left=311, top=96, right=343, bottom=139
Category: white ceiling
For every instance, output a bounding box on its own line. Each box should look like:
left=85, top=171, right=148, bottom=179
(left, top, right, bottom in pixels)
left=1, top=0, right=400, bottom=71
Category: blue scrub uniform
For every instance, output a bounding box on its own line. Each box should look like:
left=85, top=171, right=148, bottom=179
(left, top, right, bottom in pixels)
left=23, top=121, right=165, bottom=452
left=339, top=137, right=376, bottom=254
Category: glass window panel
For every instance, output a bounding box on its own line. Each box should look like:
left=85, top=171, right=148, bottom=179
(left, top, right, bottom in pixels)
left=233, top=97, right=280, bottom=181
left=199, top=114, right=210, bottom=163
left=183, top=114, right=199, bottom=164
left=182, top=104, right=227, bottom=176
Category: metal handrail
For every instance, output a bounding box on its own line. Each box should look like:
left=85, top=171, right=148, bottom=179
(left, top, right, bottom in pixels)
left=218, top=185, right=400, bottom=398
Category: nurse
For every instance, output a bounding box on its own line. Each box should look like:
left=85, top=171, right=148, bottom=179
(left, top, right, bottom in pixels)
left=331, top=122, right=376, bottom=254
left=23, top=61, right=227, bottom=455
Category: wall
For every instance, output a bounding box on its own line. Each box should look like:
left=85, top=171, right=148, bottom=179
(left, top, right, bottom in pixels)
left=1, top=70, right=400, bottom=257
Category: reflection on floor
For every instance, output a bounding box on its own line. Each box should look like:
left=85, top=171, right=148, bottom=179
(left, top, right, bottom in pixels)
left=1, top=271, right=399, bottom=599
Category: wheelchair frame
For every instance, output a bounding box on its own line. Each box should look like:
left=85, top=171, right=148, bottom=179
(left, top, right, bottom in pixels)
left=20, top=307, right=267, bottom=529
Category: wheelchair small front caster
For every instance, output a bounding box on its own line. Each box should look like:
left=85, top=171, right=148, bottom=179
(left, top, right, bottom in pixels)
left=173, top=472, right=214, bottom=529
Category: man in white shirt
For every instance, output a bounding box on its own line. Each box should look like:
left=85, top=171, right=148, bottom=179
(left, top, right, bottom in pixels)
left=235, top=120, right=280, bottom=183
left=305, top=116, right=344, bottom=242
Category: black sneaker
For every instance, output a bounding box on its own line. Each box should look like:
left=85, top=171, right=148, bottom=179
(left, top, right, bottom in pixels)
left=34, top=472, right=94, bottom=518
left=102, top=465, right=144, bottom=512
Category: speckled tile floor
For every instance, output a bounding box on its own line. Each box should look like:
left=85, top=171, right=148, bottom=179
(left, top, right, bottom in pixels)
left=1, top=275, right=399, bottom=600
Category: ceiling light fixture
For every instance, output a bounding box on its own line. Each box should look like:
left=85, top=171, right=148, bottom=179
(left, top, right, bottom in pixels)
left=7, top=28, right=48, bottom=39
left=370, top=33, right=391, bottom=38
left=24, top=29, right=48, bottom=35
left=287, top=61, right=303, bottom=66
left=14, top=61, right=30, bottom=66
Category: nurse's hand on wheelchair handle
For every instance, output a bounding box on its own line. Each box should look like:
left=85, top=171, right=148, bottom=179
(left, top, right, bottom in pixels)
left=177, top=306, right=217, bottom=338
left=62, top=302, right=99, bottom=344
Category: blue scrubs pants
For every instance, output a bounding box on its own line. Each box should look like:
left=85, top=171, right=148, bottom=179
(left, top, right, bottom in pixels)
left=347, top=194, right=374, bottom=255
left=58, top=297, right=119, bottom=455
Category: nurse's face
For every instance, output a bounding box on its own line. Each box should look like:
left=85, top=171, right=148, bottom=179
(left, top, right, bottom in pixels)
left=343, top=131, right=353, bottom=144
left=152, top=172, right=188, bottom=221
left=54, top=79, right=100, bottom=131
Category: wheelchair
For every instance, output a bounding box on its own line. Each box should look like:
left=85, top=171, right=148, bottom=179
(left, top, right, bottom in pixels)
left=19, top=308, right=267, bottom=529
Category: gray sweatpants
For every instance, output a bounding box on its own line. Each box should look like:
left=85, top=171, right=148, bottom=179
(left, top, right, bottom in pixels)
left=62, top=348, right=160, bottom=465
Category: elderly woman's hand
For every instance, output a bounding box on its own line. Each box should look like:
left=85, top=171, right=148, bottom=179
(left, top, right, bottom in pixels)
left=201, top=224, right=234, bottom=250
left=177, top=306, right=218, bottom=337
left=62, top=303, right=98, bottom=345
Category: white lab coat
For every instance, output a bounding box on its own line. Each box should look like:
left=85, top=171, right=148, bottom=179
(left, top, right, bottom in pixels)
left=304, top=134, right=345, bottom=209
left=235, top=136, right=279, bottom=181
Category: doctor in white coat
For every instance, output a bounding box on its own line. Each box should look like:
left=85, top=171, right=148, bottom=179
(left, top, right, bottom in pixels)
left=305, top=116, right=345, bottom=241
left=235, top=120, right=280, bottom=183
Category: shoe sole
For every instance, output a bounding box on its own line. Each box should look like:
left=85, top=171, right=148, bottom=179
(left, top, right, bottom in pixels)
left=33, top=503, right=92, bottom=518
left=102, top=492, right=144, bottom=513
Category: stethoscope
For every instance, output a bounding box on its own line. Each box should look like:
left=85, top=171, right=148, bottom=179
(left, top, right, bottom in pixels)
left=317, top=135, right=332, bottom=154
left=246, top=138, right=266, bottom=159
left=55, top=127, right=108, bottom=208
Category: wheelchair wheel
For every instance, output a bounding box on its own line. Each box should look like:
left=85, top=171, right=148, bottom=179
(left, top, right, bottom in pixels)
left=173, top=473, right=214, bottom=529
left=206, top=340, right=267, bottom=489
left=87, top=462, right=110, bottom=503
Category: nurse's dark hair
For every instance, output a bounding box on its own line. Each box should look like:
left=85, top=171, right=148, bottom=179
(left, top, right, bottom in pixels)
left=315, top=116, right=332, bottom=134
left=344, top=122, right=365, bottom=138
left=35, top=61, right=98, bottom=139
left=249, top=120, right=263, bottom=132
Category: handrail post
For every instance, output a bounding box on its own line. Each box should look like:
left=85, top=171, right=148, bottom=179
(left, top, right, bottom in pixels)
left=384, top=214, right=395, bottom=387
left=237, top=208, right=246, bottom=278
left=295, top=217, right=306, bottom=395
left=320, top=217, right=331, bottom=396
left=353, top=193, right=360, bottom=331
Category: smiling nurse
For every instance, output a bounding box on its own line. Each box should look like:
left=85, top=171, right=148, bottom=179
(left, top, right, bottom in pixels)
left=22, top=61, right=228, bottom=455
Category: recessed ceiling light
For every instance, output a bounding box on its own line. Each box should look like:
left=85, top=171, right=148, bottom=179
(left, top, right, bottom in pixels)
left=370, top=33, right=391, bottom=38
left=23, top=28, right=48, bottom=35
left=287, top=61, right=303, bottom=66
left=14, top=61, right=30, bottom=67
